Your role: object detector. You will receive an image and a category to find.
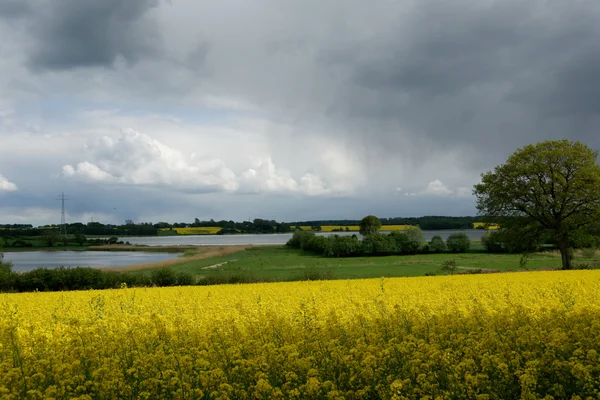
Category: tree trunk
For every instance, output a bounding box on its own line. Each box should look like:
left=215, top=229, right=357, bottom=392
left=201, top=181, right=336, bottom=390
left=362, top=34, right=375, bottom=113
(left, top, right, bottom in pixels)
left=557, top=236, right=572, bottom=270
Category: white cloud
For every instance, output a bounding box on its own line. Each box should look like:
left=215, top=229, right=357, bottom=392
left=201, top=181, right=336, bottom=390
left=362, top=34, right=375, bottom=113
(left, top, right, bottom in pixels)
left=62, top=129, right=238, bottom=193
left=62, top=162, right=114, bottom=182
left=0, top=174, right=18, bottom=191
left=62, top=129, right=342, bottom=196
left=299, top=173, right=329, bottom=196
left=238, top=157, right=298, bottom=193
left=423, top=179, right=453, bottom=196
left=407, top=179, right=471, bottom=197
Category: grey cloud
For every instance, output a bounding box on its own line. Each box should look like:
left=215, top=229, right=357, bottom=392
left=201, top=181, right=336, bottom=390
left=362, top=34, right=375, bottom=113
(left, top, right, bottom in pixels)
left=0, top=0, right=32, bottom=19
left=307, top=0, right=600, bottom=167
left=186, top=41, right=210, bottom=71
left=4, top=0, right=600, bottom=223
left=27, top=0, right=162, bottom=71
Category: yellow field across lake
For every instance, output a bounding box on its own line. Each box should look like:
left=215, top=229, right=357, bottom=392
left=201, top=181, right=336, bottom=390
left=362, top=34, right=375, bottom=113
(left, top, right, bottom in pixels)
left=2, top=271, right=599, bottom=398
left=297, top=225, right=412, bottom=232
left=473, top=222, right=500, bottom=230
left=162, top=227, right=223, bottom=235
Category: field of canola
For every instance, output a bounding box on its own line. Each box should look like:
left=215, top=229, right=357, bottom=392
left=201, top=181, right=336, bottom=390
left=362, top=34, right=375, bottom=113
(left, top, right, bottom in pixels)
left=163, top=227, right=223, bottom=235
left=295, top=225, right=412, bottom=232
left=2, top=271, right=600, bottom=399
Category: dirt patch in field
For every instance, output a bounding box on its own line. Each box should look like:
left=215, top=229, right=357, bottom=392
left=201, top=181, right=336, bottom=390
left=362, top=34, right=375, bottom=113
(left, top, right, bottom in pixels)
left=99, top=245, right=252, bottom=272
left=203, top=260, right=237, bottom=269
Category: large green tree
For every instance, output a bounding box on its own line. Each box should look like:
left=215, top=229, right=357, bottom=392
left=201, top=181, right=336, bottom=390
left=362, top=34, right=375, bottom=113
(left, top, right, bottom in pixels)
left=359, top=215, right=381, bottom=237
left=473, top=140, right=600, bottom=270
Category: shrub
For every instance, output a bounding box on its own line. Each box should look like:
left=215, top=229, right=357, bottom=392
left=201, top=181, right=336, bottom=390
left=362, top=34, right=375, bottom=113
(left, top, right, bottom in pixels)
left=429, top=235, right=446, bottom=253
left=389, top=231, right=410, bottom=253
left=388, top=227, right=427, bottom=254
left=326, top=235, right=361, bottom=257
left=11, top=239, right=33, bottom=248
left=286, top=230, right=316, bottom=250
left=481, top=231, right=505, bottom=253
left=176, top=271, right=195, bottom=286
left=361, top=233, right=396, bottom=255
left=305, top=235, right=329, bottom=255
left=0, top=253, right=16, bottom=292
left=151, top=267, right=176, bottom=287
left=446, top=233, right=471, bottom=253
left=440, top=259, right=457, bottom=273
left=581, top=248, right=597, bottom=259
left=402, top=226, right=427, bottom=253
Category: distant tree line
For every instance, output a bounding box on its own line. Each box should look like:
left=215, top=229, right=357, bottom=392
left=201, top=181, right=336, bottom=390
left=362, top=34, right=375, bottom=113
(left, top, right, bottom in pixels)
left=0, top=222, right=158, bottom=238
left=188, top=218, right=292, bottom=234
left=290, top=216, right=486, bottom=230
left=0, top=216, right=487, bottom=239
left=0, top=224, right=33, bottom=229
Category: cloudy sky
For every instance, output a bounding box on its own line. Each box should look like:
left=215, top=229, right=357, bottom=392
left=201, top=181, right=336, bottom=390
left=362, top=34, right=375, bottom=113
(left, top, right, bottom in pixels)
left=1, top=0, right=599, bottom=226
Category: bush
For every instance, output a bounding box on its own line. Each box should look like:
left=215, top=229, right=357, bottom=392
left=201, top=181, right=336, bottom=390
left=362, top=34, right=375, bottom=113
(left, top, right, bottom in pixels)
left=389, top=231, right=410, bottom=253
left=361, top=233, right=396, bottom=255
left=305, top=235, right=329, bottom=255
left=0, top=253, right=16, bottom=292
left=581, top=248, right=597, bottom=259
left=446, top=233, right=471, bottom=253
left=481, top=231, right=505, bottom=253
left=326, top=235, right=362, bottom=257
left=440, top=259, right=457, bottom=273
left=429, top=235, right=446, bottom=253
left=11, top=239, right=33, bottom=248
left=487, top=229, right=544, bottom=254
left=175, top=271, right=195, bottom=286
left=388, top=227, right=427, bottom=254
left=286, top=230, right=316, bottom=250
left=151, top=267, right=176, bottom=287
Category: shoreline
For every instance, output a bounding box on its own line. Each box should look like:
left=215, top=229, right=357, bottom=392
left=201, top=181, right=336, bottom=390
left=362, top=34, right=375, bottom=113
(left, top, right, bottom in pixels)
left=98, top=245, right=253, bottom=271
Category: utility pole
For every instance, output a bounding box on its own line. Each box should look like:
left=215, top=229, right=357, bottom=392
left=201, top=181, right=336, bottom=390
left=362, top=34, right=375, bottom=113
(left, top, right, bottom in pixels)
left=57, top=192, right=69, bottom=240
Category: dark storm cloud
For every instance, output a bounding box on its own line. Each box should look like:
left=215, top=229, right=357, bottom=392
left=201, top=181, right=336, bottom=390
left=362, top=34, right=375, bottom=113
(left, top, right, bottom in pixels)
left=27, top=0, right=161, bottom=70
left=4, top=0, right=600, bottom=224
left=303, top=0, right=600, bottom=167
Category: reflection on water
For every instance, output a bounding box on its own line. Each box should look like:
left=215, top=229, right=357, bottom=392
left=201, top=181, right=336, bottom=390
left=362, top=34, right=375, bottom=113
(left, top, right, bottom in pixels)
left=3, top=251, right=181, bottom=272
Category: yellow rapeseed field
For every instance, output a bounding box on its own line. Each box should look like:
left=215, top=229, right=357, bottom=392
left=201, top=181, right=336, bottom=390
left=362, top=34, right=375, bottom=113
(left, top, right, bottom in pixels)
left=318, top=225, right=412, bottom=232
left=2, top=271, right=600, bottom=398
left=164, top=227, right=223, bottom=235
left=473, top=222, right=500, bottom=230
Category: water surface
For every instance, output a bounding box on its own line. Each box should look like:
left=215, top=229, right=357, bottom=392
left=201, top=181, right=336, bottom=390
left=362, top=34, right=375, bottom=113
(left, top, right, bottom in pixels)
left=121, top=229, right=487, bottom=246
left=3, top=251, right=181, bottom=272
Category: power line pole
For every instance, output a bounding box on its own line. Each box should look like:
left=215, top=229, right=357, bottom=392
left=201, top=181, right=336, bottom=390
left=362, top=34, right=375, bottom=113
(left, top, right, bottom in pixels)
left=57, top=192, right=69, bottom=239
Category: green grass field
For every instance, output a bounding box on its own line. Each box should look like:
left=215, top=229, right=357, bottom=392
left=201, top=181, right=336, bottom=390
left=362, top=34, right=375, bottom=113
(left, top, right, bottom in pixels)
left=130, top=245, right=600, bottom=281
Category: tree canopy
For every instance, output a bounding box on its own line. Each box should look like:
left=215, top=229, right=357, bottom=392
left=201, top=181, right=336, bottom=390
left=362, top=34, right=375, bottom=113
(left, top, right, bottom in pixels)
left=359, top=215, right=382, bottom=237
left=473, top=140, right=600, bottom=269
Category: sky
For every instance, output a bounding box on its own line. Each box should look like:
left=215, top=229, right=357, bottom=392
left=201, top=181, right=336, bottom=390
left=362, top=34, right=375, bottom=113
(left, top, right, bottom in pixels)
left=1, top=0, right=599, bottom=226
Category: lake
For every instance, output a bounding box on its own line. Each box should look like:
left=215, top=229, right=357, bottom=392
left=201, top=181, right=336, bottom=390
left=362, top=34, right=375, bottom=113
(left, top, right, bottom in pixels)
left=3, top=230, right=487, bottom=271
left=120, top=229, right=487, bottom=246
left=3, top=251, right=181, bottom=272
